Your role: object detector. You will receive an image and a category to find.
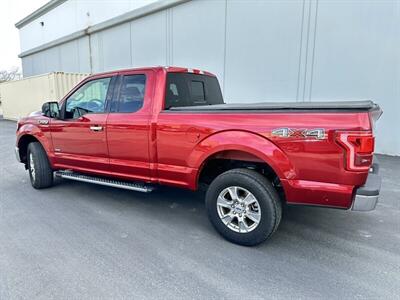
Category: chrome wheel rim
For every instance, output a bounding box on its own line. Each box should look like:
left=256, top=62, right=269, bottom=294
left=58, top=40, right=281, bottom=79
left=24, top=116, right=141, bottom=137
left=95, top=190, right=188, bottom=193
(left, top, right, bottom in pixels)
left=216, top=186, right=261, bottom=233
left=29, top=153, right=36, bottom=182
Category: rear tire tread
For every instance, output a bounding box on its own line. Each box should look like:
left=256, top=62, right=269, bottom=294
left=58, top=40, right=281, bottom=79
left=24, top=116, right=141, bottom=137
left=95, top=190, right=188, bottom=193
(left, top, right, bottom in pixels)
left=206, top=168, right=282, bottom=246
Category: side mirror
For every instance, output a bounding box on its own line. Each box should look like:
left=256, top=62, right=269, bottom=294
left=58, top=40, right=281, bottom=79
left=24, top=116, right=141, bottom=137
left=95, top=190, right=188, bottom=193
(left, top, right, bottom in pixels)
left=42, top=101, right=60, bottom=118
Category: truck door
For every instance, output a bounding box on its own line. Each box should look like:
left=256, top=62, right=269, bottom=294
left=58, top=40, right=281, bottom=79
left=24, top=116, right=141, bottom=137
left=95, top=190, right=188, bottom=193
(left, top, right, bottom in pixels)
left=50, top=76, right=115, bottom=173
left=106, top=71, right=153, bottom=181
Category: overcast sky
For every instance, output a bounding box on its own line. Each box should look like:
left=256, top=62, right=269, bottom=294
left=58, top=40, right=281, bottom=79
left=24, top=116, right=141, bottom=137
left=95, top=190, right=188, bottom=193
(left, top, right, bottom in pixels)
left=0, top=0, right=48, bottom=72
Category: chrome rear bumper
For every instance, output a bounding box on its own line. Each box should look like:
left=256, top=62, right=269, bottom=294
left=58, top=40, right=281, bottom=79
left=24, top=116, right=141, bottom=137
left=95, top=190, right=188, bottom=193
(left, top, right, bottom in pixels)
left=15, top=147, right=21, bottom=162
left=352, top=156, right=381, bottom=211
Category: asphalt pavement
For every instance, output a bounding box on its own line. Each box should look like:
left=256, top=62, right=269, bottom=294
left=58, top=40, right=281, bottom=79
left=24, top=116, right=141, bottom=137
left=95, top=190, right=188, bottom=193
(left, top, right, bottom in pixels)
left=0, top=119, right=399, bottom=299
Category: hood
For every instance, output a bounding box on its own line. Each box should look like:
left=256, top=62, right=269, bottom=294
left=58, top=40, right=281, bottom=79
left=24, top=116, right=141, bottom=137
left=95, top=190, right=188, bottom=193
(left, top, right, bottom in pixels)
left=28, top=110, right=42, bottom=117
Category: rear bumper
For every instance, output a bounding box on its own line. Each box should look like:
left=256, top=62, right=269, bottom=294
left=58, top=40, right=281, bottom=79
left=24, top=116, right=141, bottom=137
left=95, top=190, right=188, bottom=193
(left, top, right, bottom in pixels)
left=15, top=147, right=21, bottom=162
left=352, top=157, right=381, bottom=211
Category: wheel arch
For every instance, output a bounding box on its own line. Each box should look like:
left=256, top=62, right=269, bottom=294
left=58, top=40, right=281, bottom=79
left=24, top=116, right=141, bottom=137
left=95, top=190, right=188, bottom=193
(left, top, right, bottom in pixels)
left=190, top=130, right=296, bottom=195
left=192, top=131, right=295, bottom=176
left=18, top=134, right=42, bottom=164
left=17, top=130, right=53, bottom=167
left=17, top=122, right=54, bottom=166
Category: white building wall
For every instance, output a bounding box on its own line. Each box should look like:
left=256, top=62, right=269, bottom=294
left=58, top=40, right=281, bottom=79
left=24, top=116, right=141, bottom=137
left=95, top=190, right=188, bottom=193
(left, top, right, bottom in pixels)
left=18, top=0, right=400, bottom=155
left=19, top=0, right=158, bottom=52
left=310, top=0, right=400, bottom=156
left=171, top=0, right=226, bottom=89
left=130, top=10, right=167, bottom=67
left=22, top=36, right=91, bottom=74
left=224, top=1, right=305, bottom=102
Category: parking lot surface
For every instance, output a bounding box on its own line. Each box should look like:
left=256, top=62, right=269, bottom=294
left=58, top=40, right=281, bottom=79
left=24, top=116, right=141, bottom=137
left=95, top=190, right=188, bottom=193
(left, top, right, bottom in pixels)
left=1, top=119, right=399, bottom=299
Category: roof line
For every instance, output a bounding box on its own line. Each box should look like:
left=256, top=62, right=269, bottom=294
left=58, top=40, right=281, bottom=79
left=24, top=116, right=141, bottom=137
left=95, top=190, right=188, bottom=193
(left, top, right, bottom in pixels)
left=19, top=30, right=87, bottom=58
left=15, top=0, right=67, bottom=29
left=18, top=0, right=191, bottom=58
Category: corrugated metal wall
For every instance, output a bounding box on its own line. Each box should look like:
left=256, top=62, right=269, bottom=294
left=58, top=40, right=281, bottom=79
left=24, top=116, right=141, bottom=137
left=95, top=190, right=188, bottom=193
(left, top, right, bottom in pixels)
left=20, top=0, right=400, bottom=155
left=22, top=36, right=91, bottom=76
left=0, top=72, right=88, bottom=120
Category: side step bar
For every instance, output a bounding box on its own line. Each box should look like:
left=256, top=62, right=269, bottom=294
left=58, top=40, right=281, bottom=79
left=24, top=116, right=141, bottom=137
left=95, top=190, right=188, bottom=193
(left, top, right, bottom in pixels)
left=55, top=170, right=154, bottom=193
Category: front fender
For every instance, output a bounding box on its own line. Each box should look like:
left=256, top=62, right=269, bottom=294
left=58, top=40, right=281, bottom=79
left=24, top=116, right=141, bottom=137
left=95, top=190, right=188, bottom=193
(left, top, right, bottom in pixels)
left=17, top=122, right=54, bottom=164
left=188, top=130, right=297, bottom=180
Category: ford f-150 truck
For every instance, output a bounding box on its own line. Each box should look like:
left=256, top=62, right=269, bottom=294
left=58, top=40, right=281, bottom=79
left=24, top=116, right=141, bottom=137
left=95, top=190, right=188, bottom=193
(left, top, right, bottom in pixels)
left=15, top=66, right=382, bottom=246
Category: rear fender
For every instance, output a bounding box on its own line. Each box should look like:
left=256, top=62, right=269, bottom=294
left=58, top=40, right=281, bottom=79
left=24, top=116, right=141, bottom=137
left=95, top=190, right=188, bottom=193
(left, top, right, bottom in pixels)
left=189, top=130, right=297, bottom=183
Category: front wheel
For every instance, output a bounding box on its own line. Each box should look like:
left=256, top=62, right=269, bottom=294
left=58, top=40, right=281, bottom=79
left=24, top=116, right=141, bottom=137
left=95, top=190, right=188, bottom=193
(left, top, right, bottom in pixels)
left=27, top=142, right=54, bottom=189
left=205, top=168, right=282, bottom=246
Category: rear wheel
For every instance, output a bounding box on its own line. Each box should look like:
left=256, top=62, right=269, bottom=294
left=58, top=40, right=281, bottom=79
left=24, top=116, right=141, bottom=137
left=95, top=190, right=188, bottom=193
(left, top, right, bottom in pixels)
left=206, top=168, right=282, bottom=246
left=27, top=142, right=53, bottom=189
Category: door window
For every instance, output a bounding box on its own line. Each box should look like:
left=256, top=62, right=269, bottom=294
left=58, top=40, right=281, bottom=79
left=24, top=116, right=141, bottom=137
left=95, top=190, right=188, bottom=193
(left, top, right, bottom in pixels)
left=64, top=77, right=111, bottom=119
left=117, top=75, right=146, bottom=113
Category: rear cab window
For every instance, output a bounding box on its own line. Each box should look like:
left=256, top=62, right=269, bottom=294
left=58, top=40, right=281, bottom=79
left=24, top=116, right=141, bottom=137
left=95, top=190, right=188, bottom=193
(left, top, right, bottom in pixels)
left=165, top=73, right=224, bottom=109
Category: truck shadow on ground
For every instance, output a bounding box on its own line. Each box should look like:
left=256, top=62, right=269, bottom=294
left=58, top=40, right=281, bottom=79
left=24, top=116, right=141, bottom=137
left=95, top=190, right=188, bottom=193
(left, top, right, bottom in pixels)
left=53, top=177, right=377, bottom=251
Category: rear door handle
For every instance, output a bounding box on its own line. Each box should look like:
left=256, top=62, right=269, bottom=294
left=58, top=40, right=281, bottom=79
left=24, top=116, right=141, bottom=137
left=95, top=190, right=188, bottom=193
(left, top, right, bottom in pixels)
left=90, top=125, right=103, bottom=132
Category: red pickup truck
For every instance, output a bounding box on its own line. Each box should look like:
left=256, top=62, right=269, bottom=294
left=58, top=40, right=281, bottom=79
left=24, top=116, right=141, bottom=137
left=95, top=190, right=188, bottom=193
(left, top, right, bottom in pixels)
left=15, top=66, right=382, bottom=246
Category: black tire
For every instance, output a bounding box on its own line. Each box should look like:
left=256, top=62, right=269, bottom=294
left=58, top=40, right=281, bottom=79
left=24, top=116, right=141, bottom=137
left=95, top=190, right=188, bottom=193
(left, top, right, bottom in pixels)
left=206, top=168, right=282, bottom=246
left=27, top=142, right=54, bottom=189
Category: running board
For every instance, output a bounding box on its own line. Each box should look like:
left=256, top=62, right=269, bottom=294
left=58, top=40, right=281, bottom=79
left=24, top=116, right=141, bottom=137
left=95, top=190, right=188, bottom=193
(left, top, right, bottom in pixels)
left=55, top=170, right=154, bottom=193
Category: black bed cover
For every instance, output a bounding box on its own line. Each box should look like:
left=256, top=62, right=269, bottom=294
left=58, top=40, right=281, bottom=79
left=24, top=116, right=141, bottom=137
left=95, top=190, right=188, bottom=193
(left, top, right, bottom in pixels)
left=169, top=100, right=379, bottom=112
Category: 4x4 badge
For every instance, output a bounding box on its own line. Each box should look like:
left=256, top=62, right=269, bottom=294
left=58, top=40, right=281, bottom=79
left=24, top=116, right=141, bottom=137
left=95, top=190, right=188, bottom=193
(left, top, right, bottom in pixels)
left=38, top=120, right=49, bottom=125
left=272, top=128, right=325, bottom=139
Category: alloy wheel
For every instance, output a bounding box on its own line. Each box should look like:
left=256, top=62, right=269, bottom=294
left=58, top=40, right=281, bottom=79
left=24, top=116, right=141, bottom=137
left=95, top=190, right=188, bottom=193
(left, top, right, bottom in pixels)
left=216, top=186, right=261, bottom=233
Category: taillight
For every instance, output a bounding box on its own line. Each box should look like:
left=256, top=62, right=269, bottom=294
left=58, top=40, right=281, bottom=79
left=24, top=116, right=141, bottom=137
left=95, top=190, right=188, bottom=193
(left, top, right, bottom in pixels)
left=336, top=131, right=374, bottom=171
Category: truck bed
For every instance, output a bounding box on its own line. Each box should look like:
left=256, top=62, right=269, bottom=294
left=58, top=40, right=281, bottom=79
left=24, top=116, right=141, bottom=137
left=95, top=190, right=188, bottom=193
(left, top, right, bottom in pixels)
left=169, top=100, right=378, bottom=112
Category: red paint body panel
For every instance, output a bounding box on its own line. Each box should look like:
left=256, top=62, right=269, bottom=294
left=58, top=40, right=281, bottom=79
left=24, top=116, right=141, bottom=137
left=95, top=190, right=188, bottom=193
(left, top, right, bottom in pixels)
left=17, top=118, right=55, bottom=164
left=106, top=70, right=155, bottom=182
left=51, top=114, right=109, bottom=172
left=281, top=179, right=354, bottom=208
left=16, top=67, right=375, bottom=209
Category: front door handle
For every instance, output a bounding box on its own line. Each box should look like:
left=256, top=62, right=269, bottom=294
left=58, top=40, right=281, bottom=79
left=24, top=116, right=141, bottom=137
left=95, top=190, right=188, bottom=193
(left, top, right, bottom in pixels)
left=90, top=125, right=103, bottom=132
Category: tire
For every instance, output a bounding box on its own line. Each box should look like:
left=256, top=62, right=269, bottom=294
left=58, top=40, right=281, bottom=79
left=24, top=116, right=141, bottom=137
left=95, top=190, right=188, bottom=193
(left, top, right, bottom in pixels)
left=206, top=168, right=282, bottom=246
left=27, top=142, right=54, bottom=189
